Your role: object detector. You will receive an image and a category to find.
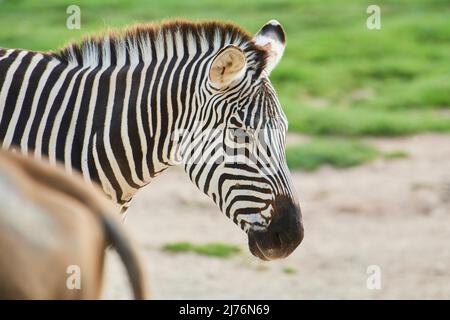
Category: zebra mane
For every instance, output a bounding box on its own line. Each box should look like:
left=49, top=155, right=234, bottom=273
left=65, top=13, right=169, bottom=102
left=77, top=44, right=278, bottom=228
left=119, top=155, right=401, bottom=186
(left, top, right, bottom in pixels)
left=51, top=20, right=268, bottom=77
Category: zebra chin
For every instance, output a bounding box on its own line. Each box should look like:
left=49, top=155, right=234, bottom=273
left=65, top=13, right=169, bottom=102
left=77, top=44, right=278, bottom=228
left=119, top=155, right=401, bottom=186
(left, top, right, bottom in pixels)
left=247, top=195, right=303, bottom=260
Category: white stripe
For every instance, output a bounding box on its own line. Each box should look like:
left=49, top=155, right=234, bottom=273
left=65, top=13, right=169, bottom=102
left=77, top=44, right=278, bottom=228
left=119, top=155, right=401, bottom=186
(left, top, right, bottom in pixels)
left=64, top=66, right=96, bottom=175
left=80, top=39, right=112, bottom=183
left=80, top=65, right=109, bottom=182
left=151, top=36, right=172, bottom=171
left=92, top=133, right=117, bottom=200
left=120, top=63, right=143, bottom=185
left=20, top=59, right=60, bottom=153
left=34, top=64, right=77, bottom=159
left=163, top=31, right=183, bottom=165
left=135, top=62, right=150, bottom=181
left=103, top=62, right=137, bottom=201
left=48, top=66, right=87, bottom=165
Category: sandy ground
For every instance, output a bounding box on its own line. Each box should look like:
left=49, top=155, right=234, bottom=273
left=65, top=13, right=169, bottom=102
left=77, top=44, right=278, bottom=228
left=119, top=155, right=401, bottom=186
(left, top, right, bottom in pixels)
left=103, top=134, right=450, bottom=299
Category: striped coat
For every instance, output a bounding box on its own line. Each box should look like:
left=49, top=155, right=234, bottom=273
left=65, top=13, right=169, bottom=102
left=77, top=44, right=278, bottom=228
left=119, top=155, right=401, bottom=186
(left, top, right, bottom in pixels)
left=0, top=20, right=303, bottom=260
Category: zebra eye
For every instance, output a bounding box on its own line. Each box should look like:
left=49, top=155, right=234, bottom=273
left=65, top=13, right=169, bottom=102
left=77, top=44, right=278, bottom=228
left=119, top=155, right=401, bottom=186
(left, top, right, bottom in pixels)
left=229, top=116, right=242, bottom=128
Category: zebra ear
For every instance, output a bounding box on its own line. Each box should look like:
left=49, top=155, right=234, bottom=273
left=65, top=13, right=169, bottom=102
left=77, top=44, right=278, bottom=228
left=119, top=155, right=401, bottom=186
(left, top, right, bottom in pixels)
left=209, top=45, right=247, bottom=89
left=254, top=20, right=286, bottom=75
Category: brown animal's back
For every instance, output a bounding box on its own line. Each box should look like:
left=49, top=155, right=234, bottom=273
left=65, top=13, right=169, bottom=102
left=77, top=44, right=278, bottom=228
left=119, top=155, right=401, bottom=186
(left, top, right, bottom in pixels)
left=0, top=151, right=147, bottom=299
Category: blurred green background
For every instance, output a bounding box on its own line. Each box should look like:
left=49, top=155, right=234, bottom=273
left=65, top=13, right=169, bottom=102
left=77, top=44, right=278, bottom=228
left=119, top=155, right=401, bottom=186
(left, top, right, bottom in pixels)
left=0, top=0, right=449, bottom=170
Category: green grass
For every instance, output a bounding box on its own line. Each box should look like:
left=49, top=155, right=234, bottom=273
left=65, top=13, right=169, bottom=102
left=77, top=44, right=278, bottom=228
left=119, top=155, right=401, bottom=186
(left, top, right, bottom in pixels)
left=162, top=242, right=193, bottom=253
left=282, top=267, right=297, bottom=274
left=285, top=106, right=450, bottom=136
left=286, top=139, right=409, bottom=171
left=1, top=0, right=449, bottom=136
left=286, top=139, right=380, bottom=171
left=383, top=150, right=409, bottom=159
left=162, top=242, right=241, bottom=258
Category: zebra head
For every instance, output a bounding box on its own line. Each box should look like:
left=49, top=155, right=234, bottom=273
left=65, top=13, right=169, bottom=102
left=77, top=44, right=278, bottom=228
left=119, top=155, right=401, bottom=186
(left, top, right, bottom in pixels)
left=178, top=20, right=303, bottom=260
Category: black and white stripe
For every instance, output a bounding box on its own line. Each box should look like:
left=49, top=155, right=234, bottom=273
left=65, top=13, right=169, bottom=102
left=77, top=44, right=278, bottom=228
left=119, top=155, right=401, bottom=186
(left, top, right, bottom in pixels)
left=0, top=21, right=302, bottom=244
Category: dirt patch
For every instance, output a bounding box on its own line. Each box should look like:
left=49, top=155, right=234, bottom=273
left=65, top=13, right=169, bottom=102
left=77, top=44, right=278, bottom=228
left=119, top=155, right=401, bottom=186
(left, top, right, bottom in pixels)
left=103, top=134, right=450, bottom=299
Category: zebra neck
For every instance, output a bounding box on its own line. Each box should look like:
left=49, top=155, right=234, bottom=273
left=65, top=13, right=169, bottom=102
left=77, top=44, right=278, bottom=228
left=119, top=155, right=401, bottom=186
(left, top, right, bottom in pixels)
left=84, top=50, right=213, bottom=204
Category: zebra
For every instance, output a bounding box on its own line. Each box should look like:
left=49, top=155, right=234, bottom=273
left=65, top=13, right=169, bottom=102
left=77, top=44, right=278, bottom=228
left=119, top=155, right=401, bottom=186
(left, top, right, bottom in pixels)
left=0, top=20, right=303, bottom=260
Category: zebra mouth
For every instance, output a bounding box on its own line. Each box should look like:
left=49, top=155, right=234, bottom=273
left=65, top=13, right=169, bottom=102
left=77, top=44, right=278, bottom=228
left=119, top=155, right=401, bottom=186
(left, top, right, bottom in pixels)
left=248, top=230, right=281, bottom=260
left=247, top=197, right=304, bottom=260
left=248, top=229, right=293, bottom=260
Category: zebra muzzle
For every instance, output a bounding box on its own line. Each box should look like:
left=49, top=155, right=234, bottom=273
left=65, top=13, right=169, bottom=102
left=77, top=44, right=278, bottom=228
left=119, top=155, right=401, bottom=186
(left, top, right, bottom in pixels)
left=247, top=196, right=303, bottom=260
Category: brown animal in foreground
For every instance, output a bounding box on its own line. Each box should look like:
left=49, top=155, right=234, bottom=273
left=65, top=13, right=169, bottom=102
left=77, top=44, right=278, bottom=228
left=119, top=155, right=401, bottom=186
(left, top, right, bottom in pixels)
left=0, top=150, right=147, bottom=299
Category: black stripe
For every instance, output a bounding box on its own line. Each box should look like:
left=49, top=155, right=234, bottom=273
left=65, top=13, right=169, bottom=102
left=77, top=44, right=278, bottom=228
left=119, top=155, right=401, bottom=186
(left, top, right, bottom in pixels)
left=156, top=32, right=174, bottom=166
left=147, top=38, right=168, bottom=171
left=0, top=50, right=19, bottom=90
left=127, top=63, right=144, bottom=180
left=94, top=129, right=124, bottom=201
left=27, top=62, right=66, bottom=151
left=138, top=41, right=158, bottom=177
left=55, top=66, right=90, bottom=162
left=0, top=52, right=34, bottom=140
left=88, top=66, right=116, bottom=184
left=109, top=65, right=140, bottom=189
left=11, top=56, right=49, bottom=146
left=41, top=65, right=82, bottom=155
left=70, top=65, right=100, bottom=171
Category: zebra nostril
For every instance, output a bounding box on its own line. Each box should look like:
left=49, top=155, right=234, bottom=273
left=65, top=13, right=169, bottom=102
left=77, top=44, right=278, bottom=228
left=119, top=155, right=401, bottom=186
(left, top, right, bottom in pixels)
left=247, top=195, right=303, bottom=260
left=270, top=196, right=303, bottom=247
